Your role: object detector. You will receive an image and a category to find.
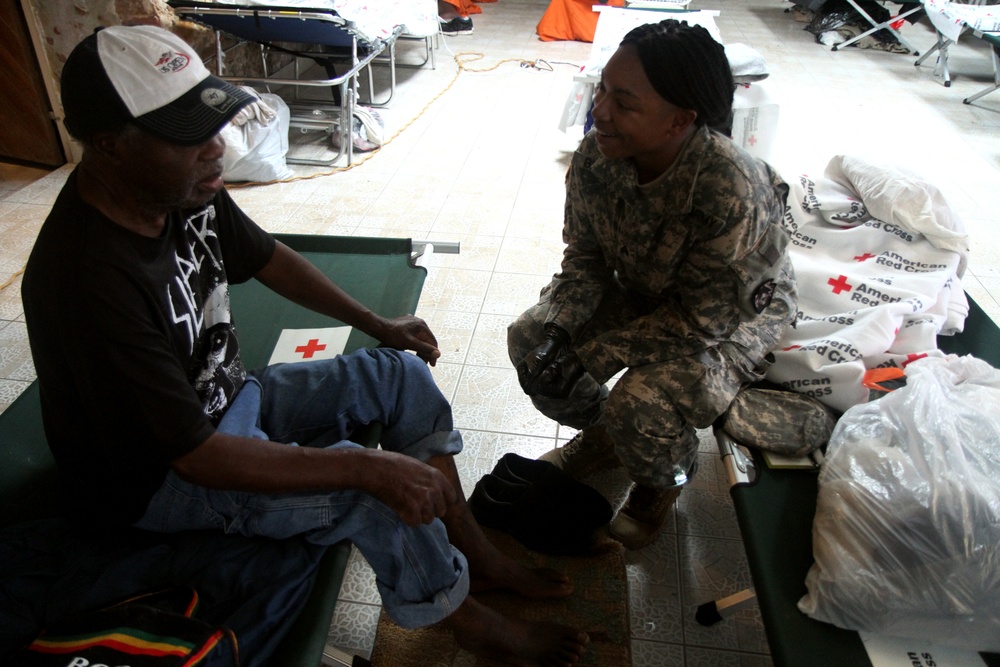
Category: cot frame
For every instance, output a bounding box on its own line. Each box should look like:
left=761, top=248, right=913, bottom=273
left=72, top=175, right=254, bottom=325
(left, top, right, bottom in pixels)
left=831, top=0, right=924, bottom=54
left=169, top=2, right=402, bottom=167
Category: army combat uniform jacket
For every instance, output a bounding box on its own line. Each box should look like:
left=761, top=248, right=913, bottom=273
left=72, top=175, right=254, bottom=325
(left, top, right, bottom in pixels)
left=547, top=125, right=798, bottom=385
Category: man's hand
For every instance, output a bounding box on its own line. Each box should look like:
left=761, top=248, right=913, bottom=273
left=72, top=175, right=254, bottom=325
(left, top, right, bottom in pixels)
left=517, top=324, right=571, bottom=396
left=377, top=315, right=441, bottom=366
left=254, top=244, right=441, bottom=365
left=172, top=434, right=456, bottom=527
left=365, top=451, right=457, bottom=526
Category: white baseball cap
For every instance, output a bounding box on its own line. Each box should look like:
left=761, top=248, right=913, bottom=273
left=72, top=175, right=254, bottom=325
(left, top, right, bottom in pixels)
left=62, top=25, right=254, bottom=145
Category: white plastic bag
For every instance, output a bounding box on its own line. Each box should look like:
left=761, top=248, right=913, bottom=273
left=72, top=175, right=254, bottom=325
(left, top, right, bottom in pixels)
left=799, top=355, right=1000, bottom=651
left=330, top=106, right=384, bottom=153
left=220, top=90, right=293, bottom=183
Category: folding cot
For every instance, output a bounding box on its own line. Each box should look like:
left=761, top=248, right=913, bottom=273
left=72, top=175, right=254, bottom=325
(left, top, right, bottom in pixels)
left=169, top=1, right=428, bottom=167
left=963, top=30, right=1000, bottom=102
left=704, top=294, right=1000, bottom=667
left=828, top=0, right=925, bottom=53
left=0, top=235, right=427, bottom=667
left=914, top=0, right=1000, bottom=98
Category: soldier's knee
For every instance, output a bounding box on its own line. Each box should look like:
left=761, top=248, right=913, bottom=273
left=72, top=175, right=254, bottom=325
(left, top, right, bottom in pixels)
left=506, top=310, right=546, bottom=363
left=603, top=390, right=686, bottom=449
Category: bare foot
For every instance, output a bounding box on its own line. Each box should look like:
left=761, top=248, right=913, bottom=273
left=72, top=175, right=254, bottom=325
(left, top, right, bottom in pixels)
left=447, top=596, right=589, bottom=666
left=471, top=562, right=573, bottom=600
left=425, top=455, right=573, bottom=600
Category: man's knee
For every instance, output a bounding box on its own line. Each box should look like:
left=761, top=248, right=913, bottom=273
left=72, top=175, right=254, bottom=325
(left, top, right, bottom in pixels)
left=371, top=347, right=438, bottom=391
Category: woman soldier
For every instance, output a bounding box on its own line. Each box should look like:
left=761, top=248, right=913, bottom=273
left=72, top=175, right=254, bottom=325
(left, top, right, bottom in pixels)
left=509, top=19, right=797, bottom=549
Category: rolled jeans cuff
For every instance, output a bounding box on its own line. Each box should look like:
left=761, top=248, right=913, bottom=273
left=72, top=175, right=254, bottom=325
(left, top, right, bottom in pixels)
left=380, top=547, right=470, bottom=629
left=395, top=429, right=463, bottom=461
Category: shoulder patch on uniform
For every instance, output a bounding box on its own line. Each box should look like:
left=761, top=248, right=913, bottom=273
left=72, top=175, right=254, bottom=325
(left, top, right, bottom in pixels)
left=752, top=280, right=776, bottom=313
left=760, top=242, right=781, bottom=266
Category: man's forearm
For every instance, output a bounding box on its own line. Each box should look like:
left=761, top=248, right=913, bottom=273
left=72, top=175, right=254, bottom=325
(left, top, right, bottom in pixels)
left=169, top=431, right=457, bottom=527
left=171, top=430, right=376, bottom=493
left=254, top=240, right=388, bottom=339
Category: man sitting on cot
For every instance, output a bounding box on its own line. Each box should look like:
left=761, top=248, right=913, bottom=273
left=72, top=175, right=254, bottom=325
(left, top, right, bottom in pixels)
left=21, top=24, right=589, bottom=667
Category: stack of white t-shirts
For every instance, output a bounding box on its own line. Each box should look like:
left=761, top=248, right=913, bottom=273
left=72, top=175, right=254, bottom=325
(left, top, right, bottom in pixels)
left=766, top=155, right=971, bottom=413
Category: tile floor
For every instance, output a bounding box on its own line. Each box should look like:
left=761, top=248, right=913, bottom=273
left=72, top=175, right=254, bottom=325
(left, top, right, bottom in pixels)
left=2, top=0, right=1000, bottom=664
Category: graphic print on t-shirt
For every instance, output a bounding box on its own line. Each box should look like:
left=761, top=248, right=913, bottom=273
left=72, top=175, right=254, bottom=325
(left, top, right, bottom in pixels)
left=166, top=204, right=245, bottom=422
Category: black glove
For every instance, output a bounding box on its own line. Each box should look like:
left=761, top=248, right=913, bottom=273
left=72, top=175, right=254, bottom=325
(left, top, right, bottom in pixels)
left=516, top=324, right=570, bottom=396
left=534, top=350, right=586, bottom=399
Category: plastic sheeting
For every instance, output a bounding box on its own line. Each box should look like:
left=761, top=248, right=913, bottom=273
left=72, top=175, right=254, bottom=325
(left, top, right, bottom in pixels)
left=800, top=355, right=1000, bottom=652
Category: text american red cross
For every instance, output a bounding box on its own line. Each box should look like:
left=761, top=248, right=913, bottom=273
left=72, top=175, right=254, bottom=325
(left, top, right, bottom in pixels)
left=295, top=338, right=327, bottom=359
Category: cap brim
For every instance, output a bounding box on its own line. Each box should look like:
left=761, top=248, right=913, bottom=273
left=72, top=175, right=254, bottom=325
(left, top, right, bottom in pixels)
left=133, top=76, right=255, bottom=146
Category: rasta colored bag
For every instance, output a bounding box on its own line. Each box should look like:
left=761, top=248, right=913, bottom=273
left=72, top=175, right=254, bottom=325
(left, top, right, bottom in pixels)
left=10, top=588, right=238, bottom=667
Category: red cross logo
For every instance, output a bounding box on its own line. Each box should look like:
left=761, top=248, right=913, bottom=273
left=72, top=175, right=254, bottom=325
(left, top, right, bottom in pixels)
left=748, top=135, right=757, bottom=146
left=901, top=352, right=928, bottom=368
left=295, top=339, right=327, bottom=359
left=828, top=275, right=853, bottom=295
left=854, top=253, right=876, bottom=262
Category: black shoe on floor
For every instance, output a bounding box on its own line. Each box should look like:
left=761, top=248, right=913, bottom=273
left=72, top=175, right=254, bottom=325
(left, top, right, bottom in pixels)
left=491, top=453, right=560, bottom=486
left=440, top=16, right=474, bottom=35
left=469, top=469, right=612, bottom=555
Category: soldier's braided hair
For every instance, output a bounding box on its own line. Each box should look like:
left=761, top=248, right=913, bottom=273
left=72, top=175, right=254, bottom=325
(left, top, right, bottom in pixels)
left=620, top=19, right=734, bottom=131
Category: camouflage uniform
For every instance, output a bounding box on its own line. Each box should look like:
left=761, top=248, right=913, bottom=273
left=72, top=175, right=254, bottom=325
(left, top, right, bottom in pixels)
left=508, top=126, right=798, bottom=489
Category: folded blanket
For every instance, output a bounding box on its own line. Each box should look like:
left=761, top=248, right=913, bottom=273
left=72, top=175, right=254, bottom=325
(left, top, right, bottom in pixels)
left=766, top=155, right=970, bottom=413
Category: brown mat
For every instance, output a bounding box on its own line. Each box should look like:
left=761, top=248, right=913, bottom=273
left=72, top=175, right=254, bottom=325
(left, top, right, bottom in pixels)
left=369, top=528, right=631, bottom=666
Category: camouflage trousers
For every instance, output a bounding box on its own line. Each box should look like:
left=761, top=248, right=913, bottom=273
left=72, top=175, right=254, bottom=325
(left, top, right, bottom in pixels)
left=508, top=283, right=772, bottom=489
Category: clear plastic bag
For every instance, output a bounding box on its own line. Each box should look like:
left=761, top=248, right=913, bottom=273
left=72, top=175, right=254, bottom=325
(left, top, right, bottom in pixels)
left=798, top=355, right=1000, bottom=651
left=220, top=91, right=293, bottom=183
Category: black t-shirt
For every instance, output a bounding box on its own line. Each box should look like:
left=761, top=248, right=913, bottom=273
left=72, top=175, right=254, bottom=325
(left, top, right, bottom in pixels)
left=22, top=170, right=276, bottom=525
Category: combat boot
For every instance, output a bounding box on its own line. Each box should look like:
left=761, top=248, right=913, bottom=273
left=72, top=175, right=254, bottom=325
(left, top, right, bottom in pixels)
left=537, top=423, right=622, bottom=479
left=608, top=483, right=682, bottom=550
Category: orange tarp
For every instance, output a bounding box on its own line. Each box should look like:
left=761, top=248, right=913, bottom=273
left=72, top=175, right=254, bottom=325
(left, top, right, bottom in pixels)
left=536, top=0, right=625, bottom=43
left=442, top=0, right=484, bottom=17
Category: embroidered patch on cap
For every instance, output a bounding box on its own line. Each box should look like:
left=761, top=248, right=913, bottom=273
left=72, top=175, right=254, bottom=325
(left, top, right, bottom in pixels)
left=200, top=87, right=239, bottom=113
left=154, top=50, right=190, bottom=74
left=202, top=88, right=226, bottom=105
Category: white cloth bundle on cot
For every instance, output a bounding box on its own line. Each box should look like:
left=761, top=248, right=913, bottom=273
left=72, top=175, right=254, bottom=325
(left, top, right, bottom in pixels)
left=765, top=155, right=971, bottom=413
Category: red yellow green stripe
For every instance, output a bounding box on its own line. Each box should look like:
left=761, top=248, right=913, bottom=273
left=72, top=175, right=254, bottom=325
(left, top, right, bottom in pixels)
left=181, top=630, right=225, bottom=667
left=30, top=628, right=195, bottom=657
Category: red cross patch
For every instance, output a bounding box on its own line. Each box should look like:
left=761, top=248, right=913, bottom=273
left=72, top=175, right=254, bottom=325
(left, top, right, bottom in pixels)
left=268, top=327, right=352, bottom=365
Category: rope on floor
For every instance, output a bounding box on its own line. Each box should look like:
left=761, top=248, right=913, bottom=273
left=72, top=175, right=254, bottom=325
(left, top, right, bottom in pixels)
left=0, top=267, right=24, bottom=291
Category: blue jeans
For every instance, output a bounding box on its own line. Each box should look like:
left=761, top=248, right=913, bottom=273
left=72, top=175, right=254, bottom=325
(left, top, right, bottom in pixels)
left=135, top=348, right=468, bottom=628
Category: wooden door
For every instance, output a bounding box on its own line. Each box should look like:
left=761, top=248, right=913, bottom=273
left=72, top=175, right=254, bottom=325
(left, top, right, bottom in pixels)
left=0, top=1, right=65, bottom=166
